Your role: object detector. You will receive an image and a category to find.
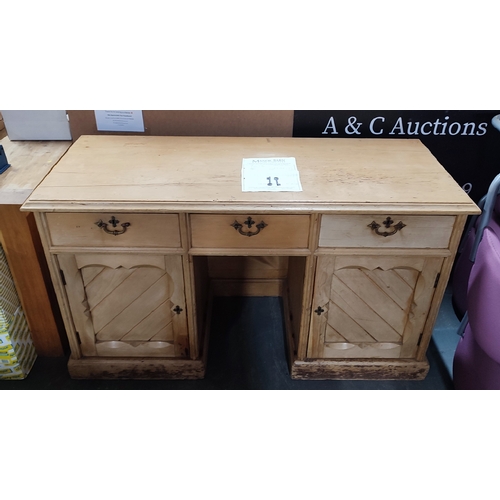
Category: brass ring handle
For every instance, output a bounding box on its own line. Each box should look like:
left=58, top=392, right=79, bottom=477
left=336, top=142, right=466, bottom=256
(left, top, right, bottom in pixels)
left=95, top=216, right=131, bottom=236
left=368, top=217, right=406, bottom=237
left=231, top=217, right=268, bottom=237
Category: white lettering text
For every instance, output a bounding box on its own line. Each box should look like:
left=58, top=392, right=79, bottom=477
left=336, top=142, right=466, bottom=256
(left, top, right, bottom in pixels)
left=322, top=117, right=339, bottom=135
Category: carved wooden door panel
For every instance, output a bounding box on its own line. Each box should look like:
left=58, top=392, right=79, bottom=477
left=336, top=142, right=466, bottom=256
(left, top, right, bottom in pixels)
left=58, top=253, right=189, bottom=358
left=308, top=255, right=443, bottom=359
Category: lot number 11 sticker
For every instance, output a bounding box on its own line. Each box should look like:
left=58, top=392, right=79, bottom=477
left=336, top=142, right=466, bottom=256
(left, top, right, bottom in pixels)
left=241, top=157, right=303, bottom=192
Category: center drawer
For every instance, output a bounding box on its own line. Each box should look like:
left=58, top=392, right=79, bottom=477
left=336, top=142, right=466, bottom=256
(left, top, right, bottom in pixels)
left=190, top=214, right=311, bottom=249
left=45, top=213, right=181, bottom=249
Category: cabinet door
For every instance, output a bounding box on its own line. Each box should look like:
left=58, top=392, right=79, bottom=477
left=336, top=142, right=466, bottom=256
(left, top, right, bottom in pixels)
left=58, top=253, right=189, bottom=358
left=307, top=255, right=443, bottom=359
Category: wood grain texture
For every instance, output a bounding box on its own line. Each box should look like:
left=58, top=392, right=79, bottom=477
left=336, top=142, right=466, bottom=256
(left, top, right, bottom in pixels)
left=0, top=137, right=71, bottom=204
left=286, top=256, right=307, bottom=355
left=415, top=214, right=469, bottom=361
left=23, top=136, right=479, bottom=380
left=66, top=110, right=294, bottom=141
left=22, top=136, right=479, bottom=215
left=57, top=253, right=97, bottom=356
left=180, top=214, right=200, bottom=360
left=58, top=253, right=188, bottom=359
left=308, top=255, right=442, bottom=360
left=211, top=279, right=283, bottom=297
left=0, top=139, right=71, bottom=355
left=67, top=357, right=206, bottom=379
left=319, top=214, right=455, bottom=248
left=207, top=256, right=289, bottom=280
left=191, top=255, right=209, bottom=360
left=190, top=214, right=310, bottom=249
left=34, top=213, right=82, bottom=357
left=0, top=113, right=6, bottom=140
left=0, top=205, right=66, bottom=355
left=46, top=213, right=181, bottom=249
left=291, top=358, right=430, bottom=380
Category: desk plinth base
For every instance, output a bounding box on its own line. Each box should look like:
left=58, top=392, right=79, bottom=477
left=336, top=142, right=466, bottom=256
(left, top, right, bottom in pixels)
left=290, top=358, right=430, bottom=380
left=67, top=357, right=206, bottom=380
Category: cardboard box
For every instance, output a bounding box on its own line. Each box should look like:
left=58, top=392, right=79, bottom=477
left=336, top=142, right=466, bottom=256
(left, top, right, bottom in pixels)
left=1, top=110, right=72, bottom=140
left=0, top=112, right=6, bottom=140
left=0, top=245, right=37, bottom=379
left=66, top=110, right=293, bottom=141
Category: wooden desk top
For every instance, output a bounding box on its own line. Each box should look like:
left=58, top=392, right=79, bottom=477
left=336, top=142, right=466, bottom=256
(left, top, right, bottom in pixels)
left=22, top=135, right=479, bottom=215
left=0, top=137, right=72, bottom=205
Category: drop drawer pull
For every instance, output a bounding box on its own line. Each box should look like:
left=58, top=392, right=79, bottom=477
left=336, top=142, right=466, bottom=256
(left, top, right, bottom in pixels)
left=95, top=216, right=131, bottom=236
left=231, top=216, right=268, bottom=237
left=368, top=217, right=406, bottom=237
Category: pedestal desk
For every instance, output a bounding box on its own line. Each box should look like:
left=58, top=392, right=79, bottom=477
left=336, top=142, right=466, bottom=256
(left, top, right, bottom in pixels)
left=22, top=135, right=479, bottom=380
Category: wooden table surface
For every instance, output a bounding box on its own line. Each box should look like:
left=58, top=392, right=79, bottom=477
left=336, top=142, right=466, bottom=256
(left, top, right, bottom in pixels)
left=0, top=136, right=72, bottom=356
left=24, top=135, right=477, bottom=215
left=1, top=137, right=71, bottom=204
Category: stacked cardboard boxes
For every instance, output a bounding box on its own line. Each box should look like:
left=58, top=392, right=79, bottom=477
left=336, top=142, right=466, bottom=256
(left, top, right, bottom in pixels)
left=0, top=244, right=37, bottom=379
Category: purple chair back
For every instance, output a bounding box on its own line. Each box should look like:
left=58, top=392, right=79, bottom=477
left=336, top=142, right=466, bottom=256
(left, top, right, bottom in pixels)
left=453, top=323, right=500, bottom=390
left=467, top=222, right=500, bottom=364
left=453, top=119, right=500, bottom=388
left=452, top=174, right=500, bottom=319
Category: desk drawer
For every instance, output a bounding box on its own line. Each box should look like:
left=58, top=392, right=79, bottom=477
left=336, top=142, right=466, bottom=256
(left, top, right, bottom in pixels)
left=190, top=214, right=310, bottom=249
left=46, top=213, right=181, bottom=249
left=319, top=214, right=455, bottom=249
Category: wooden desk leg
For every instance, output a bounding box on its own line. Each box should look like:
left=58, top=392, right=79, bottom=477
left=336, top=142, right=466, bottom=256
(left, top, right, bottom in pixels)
left=0, top=204, right=67, bottom=356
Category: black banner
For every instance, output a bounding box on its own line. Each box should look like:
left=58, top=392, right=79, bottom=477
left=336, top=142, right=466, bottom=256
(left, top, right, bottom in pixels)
left=293, top=111, right=500, bottom=203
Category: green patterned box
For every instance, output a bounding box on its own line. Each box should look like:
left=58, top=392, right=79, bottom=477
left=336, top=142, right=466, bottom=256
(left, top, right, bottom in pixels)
left=0, top=245, right=37, bottom=380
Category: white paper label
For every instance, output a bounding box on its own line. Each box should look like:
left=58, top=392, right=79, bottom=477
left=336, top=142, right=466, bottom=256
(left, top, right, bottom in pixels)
left=94, top=110, right=145, bottom=132
left=242, top=157, right=303, bottom=192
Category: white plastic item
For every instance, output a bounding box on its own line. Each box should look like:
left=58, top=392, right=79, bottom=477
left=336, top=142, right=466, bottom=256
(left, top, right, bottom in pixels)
left=0, top=110, right=72, bottom=140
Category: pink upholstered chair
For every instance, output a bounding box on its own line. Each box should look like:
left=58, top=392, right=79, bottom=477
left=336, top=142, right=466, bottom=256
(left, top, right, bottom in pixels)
left=452, top=114, right=500, bottom=322
left=453, top=172, right=500, bottom=389
left=451, top=193, right=500, bottom=319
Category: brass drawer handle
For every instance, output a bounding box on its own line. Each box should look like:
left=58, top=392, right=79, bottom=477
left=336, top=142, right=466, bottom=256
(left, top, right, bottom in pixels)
left=95, top=216, right=131, bottom=236
left=231, top=216, right=268, bottom=237
left=368, top=217, right=406, bottom=237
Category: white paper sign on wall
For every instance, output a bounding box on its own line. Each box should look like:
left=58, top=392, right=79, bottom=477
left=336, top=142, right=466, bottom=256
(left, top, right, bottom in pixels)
left=94, top=110, right=145, bottom=132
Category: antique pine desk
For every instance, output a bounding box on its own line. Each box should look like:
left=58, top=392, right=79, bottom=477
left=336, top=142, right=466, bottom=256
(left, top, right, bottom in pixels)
left=22, top=135, right=479, bottom=380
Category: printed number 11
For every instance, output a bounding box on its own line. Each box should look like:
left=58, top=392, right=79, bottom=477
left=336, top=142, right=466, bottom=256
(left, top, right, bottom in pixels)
left=267, top=176, right=281, bottom=186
